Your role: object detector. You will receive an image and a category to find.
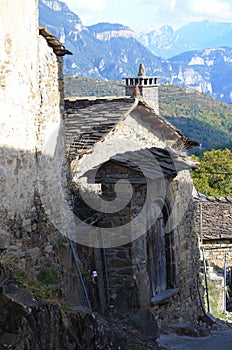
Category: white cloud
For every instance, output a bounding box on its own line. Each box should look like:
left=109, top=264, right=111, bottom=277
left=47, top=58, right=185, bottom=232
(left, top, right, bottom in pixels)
left=64, top=0, right=107, bottom=12
left=62, top=0, right=232, bottom=32
left=142, top=0, right=232, bottom=27
left=63, top=0, right=108, bottom=26
left=176, top=0, right=232, bottom=17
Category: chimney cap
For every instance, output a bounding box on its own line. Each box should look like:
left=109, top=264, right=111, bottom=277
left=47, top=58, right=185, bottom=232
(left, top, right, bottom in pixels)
left=138, top=63, right=146, bottom=77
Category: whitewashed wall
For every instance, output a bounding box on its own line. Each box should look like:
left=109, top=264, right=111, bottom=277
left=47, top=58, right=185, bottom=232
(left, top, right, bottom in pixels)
left=0, top=0, right=66, bottom=233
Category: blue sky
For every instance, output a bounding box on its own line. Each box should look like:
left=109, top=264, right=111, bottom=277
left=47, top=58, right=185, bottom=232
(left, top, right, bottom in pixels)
left=63, top=0, right=232, bottom=33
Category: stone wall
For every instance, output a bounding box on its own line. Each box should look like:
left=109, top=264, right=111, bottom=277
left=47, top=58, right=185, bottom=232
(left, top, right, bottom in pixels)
left=0, top=0, right=39, bottom=225
left=147, top=172, right=203, bottom=326
left=0, top=2, right=170, bottom=347
left=0, top=1, right=76, bottom=306
left=0, top=0, right=67, bottom=235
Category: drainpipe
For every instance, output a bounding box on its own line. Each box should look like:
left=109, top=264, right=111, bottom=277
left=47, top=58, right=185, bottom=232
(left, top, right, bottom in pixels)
left=101, top=229, right=110, bottom=309
left=199, top=202, right=203, bottom=243
left=199, top=204, right=211, bottom=312
left=223, top=252, right=227, bottom=312
left=69, top=237, right=92, bottom=310
left=202, top=248, right=210, bottom=313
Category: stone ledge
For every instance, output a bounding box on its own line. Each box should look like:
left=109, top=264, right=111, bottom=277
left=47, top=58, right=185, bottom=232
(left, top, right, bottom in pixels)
left=151, top=288, right=179, bottom=306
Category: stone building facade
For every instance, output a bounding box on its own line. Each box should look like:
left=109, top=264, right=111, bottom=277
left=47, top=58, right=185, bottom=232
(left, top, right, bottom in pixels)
left=65, top=71, right=204, bottom=328
left=81, top=154, right=202, bottom=326
left=0, top=0, right=75, bottom=309
left=0, top=1, right=71, bottom=240
left=0, top=2, right=204, bottom=347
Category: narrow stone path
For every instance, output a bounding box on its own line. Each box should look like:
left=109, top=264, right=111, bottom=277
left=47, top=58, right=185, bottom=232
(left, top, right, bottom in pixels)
left=157, top=330, right=232, bottom=350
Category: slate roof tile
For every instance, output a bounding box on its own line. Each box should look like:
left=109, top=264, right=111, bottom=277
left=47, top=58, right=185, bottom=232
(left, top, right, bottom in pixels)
left=64, top=96, right=198, bottom=157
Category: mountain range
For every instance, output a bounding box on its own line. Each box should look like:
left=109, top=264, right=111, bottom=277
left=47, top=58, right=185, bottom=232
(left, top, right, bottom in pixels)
left=39, top=0, right=232, bottom=104
left=137, top=21, right=232, bottom=58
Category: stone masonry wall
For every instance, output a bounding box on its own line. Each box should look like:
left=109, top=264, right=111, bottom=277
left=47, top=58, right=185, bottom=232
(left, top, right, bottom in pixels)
left=151, top=172, right=203, bottom=326
left=0, top=0, right=39, bottom=224
left=73, top=164, right=203, bottom=327
left=0, top=1, right=66, bottom=234
left=0, top=1, right=74, bottom=303
left=67, top=95, right=203, bottom=326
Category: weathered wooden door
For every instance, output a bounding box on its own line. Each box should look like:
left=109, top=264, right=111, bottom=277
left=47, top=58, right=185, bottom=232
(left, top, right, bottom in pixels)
left=147, top=207, right=167, bottom=296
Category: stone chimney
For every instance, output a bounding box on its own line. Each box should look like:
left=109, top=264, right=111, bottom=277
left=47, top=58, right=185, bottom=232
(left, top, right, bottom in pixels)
left=122, top=64, right=159, bottom=114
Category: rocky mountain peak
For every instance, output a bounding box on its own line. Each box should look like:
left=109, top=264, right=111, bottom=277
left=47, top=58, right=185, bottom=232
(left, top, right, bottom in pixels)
left=87, top=23, right=135, bottom=41
left=137, top=25, right=179, bottom=55
left=40, top=0, right=65, bottom=11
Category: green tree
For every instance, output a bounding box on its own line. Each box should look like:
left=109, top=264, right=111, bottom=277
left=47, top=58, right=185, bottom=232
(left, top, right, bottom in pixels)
left=192, top=149, right=232, bottom=196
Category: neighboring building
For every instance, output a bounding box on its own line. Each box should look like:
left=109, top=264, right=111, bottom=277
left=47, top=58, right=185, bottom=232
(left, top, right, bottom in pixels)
left=64, top=66, right=204, bottom=327
left=0, top=1, right=71, bottom=238
left=195, top=196, right=232, bottom=254
left=194, top=195, right=232, bottom=311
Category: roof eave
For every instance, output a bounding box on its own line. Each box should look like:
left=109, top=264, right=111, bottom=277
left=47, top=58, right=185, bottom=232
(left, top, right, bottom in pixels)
left=137, top=99, right=199, bottom=150
left=39, top=26, right=72, bottom=56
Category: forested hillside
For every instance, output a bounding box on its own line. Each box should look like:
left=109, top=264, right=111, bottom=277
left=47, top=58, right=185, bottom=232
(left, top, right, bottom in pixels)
left=64, top=76, right=232, bottom=153
left=159, top=85, right=232, bottom=152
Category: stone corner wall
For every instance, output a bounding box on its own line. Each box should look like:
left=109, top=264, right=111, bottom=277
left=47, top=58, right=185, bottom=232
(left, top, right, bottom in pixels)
left=0, top=1, right=72, bottom=300
left=0, top=0, right=67, bottom=231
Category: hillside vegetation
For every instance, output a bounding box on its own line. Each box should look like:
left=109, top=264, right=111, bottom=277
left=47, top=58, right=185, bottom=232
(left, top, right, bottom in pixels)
left=64, top=76, right=232, bottom=152
left=159, top=85, right=232, bottom=152
left=192, top=149, right=232, bottom=196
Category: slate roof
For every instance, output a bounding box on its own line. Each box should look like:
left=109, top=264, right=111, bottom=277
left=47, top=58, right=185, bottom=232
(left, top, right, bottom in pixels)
left=65, top=97, right=136, bottom=156
left=113, top=147, right=198, bottom=178
left=65, top=96, right=198, bottom=157
left=84, top=147, right=198, bottom=183
left=39, top=26, right=72, bottom=56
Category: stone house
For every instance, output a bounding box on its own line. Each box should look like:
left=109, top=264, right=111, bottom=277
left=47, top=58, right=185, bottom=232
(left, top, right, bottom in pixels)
left=0, top=0, right=71, bottom=241
left=64, top=66, right=204, bottom=327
